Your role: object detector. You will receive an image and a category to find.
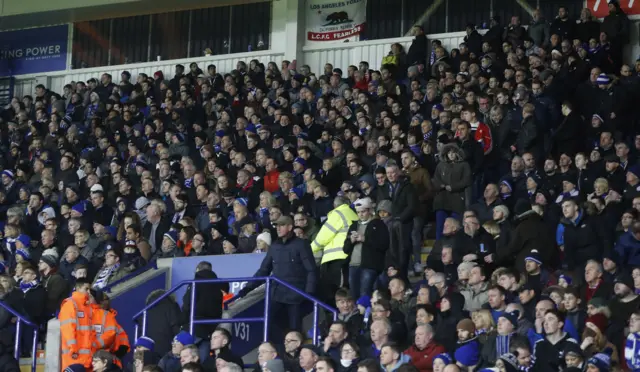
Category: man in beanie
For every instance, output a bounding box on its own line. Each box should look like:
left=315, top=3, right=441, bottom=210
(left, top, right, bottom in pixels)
left=455, top=318, right=480, bottom=369
left=609, top=272, right=640, bottom=348
left=586, top=348, right=613, bottom=372
left=533, top=309, right=578, bottom=370
left=38, top=248, right=69, bottom=316
left=159, top=331, right=194, bottom=372
left=479, top=310, right=521, bottom=368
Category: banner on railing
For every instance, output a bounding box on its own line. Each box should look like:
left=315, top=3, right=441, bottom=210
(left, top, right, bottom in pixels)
left=0, top=25, right=69, bottom=77
left=305, top=0, right=367, bottom=43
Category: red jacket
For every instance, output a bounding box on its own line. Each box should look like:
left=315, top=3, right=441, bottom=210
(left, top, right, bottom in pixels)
left=264, top=170, right=280, bottom=193
left=470, top=121, right=493, bottom=155
left=404, top=342, right=446, bottom=372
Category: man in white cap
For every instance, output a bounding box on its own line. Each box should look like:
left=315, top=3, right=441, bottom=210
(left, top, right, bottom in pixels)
left=343, top=197, right=390, bottom=298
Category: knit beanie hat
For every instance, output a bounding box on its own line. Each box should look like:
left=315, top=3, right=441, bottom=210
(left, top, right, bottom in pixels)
left=257, top=231, right=272, bottom=246
left=163, top=231, right=178, bottom=245
left=586, top=313, right=608, bottom=335
left=356, top=295, right=371, bottom=309
left=433, top=353, right=452, bottom=366
left=587, top=348, right=612, bottom=372
left=454, top=338, right=480, bottom=367
left=135, top=336, right=155, bottom=351
left=524, top=250, right=542, bottom=266
left=173, top=331, right=194, bottom=346
left=40, top=248, right=59, bottom=268
left=499, top=310, right=520, bottom=328
left=16, top=248, right=30, bottom=261
left=498, top=353, right=519, bottom=372
left=456, top=318, right=476, bottom=334
left=16, top=234, right=31, bottom=249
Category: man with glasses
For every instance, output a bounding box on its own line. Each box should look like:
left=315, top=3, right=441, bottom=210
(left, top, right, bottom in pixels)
left=92, top=247, right=127, bottom=290
left=282, top=331, right=303, bottom=371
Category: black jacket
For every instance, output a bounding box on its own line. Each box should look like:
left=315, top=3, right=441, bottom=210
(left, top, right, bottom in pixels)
left=498, top=211, right=555, bottom=272
left=407, top=34, right=428, bottom=66
left=42, top=272, right=69, bottom=316
left=464, top=30, right=483, bottom=57
left=142, top=290, right=182, bottom=357
left=562, top=210, right=609, bottom=270
left=240, top=234, right=318, bottom=304
left=143, top=217, right=171, bottom=254
left=22, top=285, right=47, bottom=324
left=377, top=177, right=418, bottom=223
left=343, top=218, right=390, bottom=272
left=181, top=269, right=229, bottom=340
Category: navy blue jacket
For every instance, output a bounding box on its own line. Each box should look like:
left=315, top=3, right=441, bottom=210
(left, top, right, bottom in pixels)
left=242, top=234, right=317, bottom=304
left=615, top=231, right=640, bottom=268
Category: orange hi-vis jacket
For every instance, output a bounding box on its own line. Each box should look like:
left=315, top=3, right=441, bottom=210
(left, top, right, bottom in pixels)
left=111, top=312, right=130, bottom=368
left=91, top=305, right=117, bottom=352
left=59, top=291, right=95, bottom=371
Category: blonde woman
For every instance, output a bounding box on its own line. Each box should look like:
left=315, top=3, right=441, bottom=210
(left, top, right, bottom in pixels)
left=472, top=309, right=496, bottom=344
left=256, top=191, right=277, bottom=228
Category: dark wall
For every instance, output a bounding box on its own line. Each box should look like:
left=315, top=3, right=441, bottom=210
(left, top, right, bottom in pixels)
left=72, top=2, right=272, bottom=69
left=362, top=0, right=584, bottom=41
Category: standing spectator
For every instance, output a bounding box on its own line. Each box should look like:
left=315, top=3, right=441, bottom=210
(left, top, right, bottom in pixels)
left=180, top=261, right=228, bottom=346
left=528, top=9, right=550, bottom=49
left=142, top=289, right=182, bottom=357
left=38, top=249, right=68, bottom=316
left=407, top=26, right=428, bottom=67
left=601, top=0, right=630, bottom=71
left=343, top=198, right=390, bottom=299
left=432, top=144, right=472, bottom=240
left=312, top=197, right=358, bottom=306
left=239, top=216, right=317, bottom=339
left=377, top=163, right=417, bottom=277
left=549, top=6, right=575, bottom=41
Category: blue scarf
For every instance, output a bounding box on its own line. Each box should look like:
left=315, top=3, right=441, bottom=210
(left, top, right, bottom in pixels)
left=184, top=177, right=194, bottom=188
left=20, top=279, right=39, bottom=293
left=496, top=333, right=512, bottom=357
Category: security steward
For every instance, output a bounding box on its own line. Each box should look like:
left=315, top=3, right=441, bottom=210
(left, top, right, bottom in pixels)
left=59, top=278, right=95, bottom=371
left=311, top=196, right=358, bottom=307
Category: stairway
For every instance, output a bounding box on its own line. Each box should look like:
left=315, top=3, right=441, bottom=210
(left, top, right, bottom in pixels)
left=0, top=77, right=14, bottom=107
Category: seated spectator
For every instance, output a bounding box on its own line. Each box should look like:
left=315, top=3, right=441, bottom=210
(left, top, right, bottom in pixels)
left=404, top=324, right=445, bottom=372
left=92, top=247, right=128, bottom=290
left=380, top=343, right=411, bottom=372
left=159, top=331, right=194, bottom=372
left=59, top=245, right=89, bottom=281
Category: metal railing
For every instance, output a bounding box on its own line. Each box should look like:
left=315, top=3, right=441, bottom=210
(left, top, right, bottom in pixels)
left=132, top=276, right=336, bottom=346
left=0, top=300, right=38, bottom=371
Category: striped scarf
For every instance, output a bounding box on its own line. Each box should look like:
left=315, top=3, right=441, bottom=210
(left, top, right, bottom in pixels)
left=496, top=333, right=512, bottom=358
left=20, top=279, right=39, bottom=293
left=626, top=332, right=640, bottom=371
left=93, top=263, right=120, bottom=289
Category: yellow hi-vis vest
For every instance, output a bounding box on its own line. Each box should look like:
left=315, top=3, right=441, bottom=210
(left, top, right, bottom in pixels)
left=311, top=204, right=358, bottom=264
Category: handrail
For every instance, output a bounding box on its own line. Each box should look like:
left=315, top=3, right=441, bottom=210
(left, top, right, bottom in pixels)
left=132, top=276, right=337, bottom=347
left=0, top=300, right=38, bottom=371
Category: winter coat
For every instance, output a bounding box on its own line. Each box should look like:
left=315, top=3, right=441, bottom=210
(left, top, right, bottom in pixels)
left=22, top=284, right=47, bottom=324
left=343, top=218, right=390, bottom=272
left=515, top=115, right=542, bottom=159
left=240, top=234, right=317, bottom=304
left=432, top=144, right=472, bottom=214
left=42, top=272, right=69, bottom=316
left=615, top=231, right=640, bottom=268
left=0, top=344, right=20, bottom=372
left=181, top=269, right=229, bottom=340
left=376, top=176, right=419, bottom=223
left=404, top=341, right=446, bottom=372
left=464, top=30, right=483, bottom=57
left=142, top=290, right=182, bottom=357
left=498, top=210, right=555, bottom=272
left=562, top=209, right=610, bottom=270
left=528, top=19, right=550, bottom=47
left=434, top=292, right=467, bottom=353
left=407, top=34, right=428, bottom=66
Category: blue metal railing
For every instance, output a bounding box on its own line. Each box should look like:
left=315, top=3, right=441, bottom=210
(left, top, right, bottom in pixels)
left=0, top=300, right=38, bottom=372
left=132, top=276, right=337, bottom=346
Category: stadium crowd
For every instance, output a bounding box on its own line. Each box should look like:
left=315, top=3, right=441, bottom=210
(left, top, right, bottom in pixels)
left=1, top=1, right=640, bottom=371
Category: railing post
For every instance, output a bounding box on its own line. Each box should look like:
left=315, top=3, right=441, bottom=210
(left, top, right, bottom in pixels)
left=134, top=324, right=139, bottom=341
left=189, top=283, right=197, bottom=335
left=31, top=329, right=38, bottom=372
left=263, top=278, right=271, bottom=342
left=14, top=320, right=21, bottom=360
left=312, top=303, right=319, bottom=346
left=142, top=311, right=147, bottom=337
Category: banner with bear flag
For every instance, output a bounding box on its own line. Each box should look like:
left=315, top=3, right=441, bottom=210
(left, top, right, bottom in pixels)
left=306, top=0, right=367, bottom=43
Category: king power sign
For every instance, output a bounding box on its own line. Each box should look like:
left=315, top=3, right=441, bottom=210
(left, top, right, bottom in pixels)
left=306, top=0, right=367, bottom=43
